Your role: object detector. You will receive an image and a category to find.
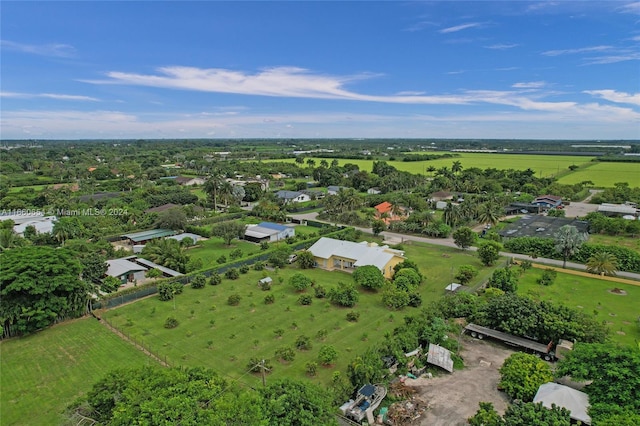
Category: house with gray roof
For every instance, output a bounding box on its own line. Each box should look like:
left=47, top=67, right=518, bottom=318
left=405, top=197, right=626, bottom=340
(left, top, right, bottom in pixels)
left=307, top=237, right=405, bottom=279
left=275, top=190, right=311, bottom=204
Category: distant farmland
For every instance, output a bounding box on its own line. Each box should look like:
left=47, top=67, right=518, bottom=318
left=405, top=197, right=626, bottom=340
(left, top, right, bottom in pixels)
left=265, top=153, right=638, bottom=188
left=266, top=154, right=592, bottom=177
left=556, top=161, right=640, bottom=187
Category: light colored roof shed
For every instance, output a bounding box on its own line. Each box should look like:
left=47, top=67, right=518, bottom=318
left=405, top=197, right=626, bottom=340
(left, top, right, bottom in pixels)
left=533, top=383, right=591, bottom=425
left=123, top=229, right=175, bottom=242
left=106, top=259, right=147, bottom=278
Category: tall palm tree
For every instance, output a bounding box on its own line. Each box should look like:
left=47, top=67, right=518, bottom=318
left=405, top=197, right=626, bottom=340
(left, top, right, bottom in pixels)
left=554, top=225, right=588, bottom=268
left=204, top=174, right=225, bottom=212
left=452, top=160, right=463, bottom=174
left=586, top=252, right=618, bottom=276
left=443, top=202, right=462, bottom=227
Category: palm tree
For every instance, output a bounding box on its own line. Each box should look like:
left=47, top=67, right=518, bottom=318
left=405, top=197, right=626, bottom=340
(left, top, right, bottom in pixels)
left=443, top=202, right=462, bottom=227
left=452, top=160, right=463, bottom=174
left=142, top=239, right=188, bottom=273
left=204, top=174, right=225, bottom=212
left=554, top=225, right=588, bottom=268
left=476, top=202, right=502, bottom=227
left=586, top=252, right=618, bottom=276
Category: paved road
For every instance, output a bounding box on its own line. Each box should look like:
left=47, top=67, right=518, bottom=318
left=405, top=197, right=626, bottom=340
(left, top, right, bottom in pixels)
left=289, top=212, right=640, bottom=282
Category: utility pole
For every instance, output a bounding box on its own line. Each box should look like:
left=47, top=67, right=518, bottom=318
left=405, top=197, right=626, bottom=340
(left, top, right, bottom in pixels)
left=256, top=359, right=270, bottom=387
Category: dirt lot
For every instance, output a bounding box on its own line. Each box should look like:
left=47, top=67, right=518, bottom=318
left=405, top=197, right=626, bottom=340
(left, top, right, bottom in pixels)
left=404, top=337, right=514, bottom=426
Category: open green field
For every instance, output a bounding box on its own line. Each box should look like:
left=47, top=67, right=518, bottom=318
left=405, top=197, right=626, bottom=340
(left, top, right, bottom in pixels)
left=556, top=161, right=640, bottom=187
left=0, top=318, right=154, bottom=425
left=101, top=242, right=494, bottom=388
left=518, top=269, right=640, bottom=347
left=589, top=234, right=640, bottom=255
left=7, top=184, right=49, bottom=193
left=267, top=153, right=595, bottom=179
left=188, top=237, right=263, bottom=266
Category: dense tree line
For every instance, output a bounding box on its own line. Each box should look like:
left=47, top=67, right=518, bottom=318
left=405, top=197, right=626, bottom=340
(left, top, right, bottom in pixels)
left=0, top=246, right=91, bottom=337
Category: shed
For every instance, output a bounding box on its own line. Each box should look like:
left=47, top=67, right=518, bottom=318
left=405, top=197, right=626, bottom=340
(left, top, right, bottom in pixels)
left=122, top=229, right=176, bottom=244
left=106, top=258, right=147, bottom=284
left=259, top=277, right=273, bottom=285
left=533, top=383, right=591, bottom=425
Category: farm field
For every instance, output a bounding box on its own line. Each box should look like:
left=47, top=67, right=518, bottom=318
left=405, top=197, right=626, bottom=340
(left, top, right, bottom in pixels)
left=101, top=242, right=494, bottom=388
left=0, top=318, right=154, bottom=426
left=556, top=161, right=640, bottom=187
left=266, top=153, right=595, bottom=179
left=518, top=269, right=640, bottom=347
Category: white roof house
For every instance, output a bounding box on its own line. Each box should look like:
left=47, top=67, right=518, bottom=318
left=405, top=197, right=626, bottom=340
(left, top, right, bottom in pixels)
left=13, top=216, right=57, bottom=235
left=307, top=237, right=405, bottom=278
left=533, top=383, right=591, bottom=425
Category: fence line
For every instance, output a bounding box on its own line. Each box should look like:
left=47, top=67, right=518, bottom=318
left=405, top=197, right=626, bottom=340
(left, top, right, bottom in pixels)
left=98, top=315, right=170, bottom=367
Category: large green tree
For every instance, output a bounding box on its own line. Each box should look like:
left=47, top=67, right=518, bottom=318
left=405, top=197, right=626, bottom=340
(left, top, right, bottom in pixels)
left=453, top=226, right=477, bottom=250
left=499, top=352, right=553, bottom=401
left=0, top=246, right=90, bottom=336
left=211, top=221, right=247, bottom=246
left=353, top=265, right=386, bottom=291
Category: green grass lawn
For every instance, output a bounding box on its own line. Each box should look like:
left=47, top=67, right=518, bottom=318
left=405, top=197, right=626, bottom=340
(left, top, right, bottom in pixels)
left=556, top=161, right=640, bottom=188
left=189, top=187, right=207, bottom=200
left=101, top=242, right=496, bottom=388
left=188, top=237, right=263, bottom=266
left=0, top=318, right=154, bottom=425
left=588, top=234, right=640, bottom=255
left=518, top=269, right=640, bottom=347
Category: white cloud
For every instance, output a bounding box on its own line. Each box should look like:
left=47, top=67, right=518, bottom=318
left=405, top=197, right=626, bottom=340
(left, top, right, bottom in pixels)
left=0, top=91, right=99, bottom=101
left=512, top=81, right=547, bottom=89
left=584, top=89, right=640, bottom=106
left=84, top=65, right=639, bottom=118
left=541, top=45, right=612, bottom=56
left=0, top=40, right=75, bottom=57
left=582, top=52, right=640, bottom=65
left=484, top=43, right=518, bottom=50
left=439, top=23, right=482, bottom=34
left=395, top=90, right=426, bottom=95
left=617, top=2, right=640, bottom=15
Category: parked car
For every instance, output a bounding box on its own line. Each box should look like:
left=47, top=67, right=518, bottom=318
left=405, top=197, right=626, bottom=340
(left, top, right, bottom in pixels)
left=287, top=254, right=298, bottom=263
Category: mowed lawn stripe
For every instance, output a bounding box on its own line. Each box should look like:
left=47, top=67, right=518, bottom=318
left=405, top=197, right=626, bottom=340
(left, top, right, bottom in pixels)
left=0, top=318, right=156, bottom=426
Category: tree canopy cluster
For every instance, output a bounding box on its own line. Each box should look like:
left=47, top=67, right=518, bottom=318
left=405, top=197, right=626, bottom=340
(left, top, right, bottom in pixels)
left=72, top=366, right=338, bottom=426
left=0, top=246, right=91, bottom=337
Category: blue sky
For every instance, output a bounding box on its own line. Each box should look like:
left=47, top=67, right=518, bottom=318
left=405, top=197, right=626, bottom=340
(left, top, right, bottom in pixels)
left=1, top=1, right=639, bottom=140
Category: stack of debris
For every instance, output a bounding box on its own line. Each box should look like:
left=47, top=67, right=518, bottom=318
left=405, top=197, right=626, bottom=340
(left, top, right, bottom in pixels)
left=389, top=381, right=417, bottom=399
left=385, top=397, right=428, bottom=426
